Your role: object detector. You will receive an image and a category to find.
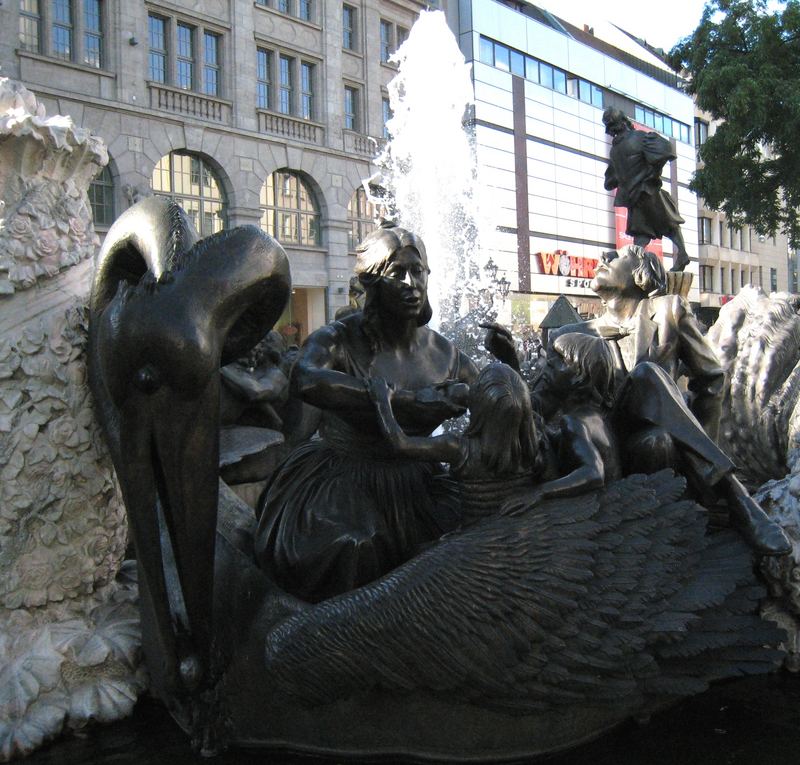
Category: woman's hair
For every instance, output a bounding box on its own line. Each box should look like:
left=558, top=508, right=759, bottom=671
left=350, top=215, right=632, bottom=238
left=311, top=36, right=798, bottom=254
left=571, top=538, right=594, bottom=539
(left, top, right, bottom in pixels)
left=465, top=363, right=540, bottom=475
left=552, top=332, right=619, bottom=408
left=354, top=220, right=433, bottom=327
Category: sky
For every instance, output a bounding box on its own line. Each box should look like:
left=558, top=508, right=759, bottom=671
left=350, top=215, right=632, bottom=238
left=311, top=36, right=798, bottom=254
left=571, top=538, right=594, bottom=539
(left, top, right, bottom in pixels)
left=535, top=0, right=709, bottom=52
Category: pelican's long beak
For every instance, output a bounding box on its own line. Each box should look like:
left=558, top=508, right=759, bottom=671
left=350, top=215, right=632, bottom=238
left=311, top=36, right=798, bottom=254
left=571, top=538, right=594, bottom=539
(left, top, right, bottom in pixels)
left=88, top=199, right=290, bottom=702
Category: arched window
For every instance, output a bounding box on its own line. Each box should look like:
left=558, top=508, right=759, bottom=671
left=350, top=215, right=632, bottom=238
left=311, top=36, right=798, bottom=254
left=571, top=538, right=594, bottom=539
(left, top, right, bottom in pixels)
left=151, top=151, right=226, bottom=236
left=347, top=187, right=376, bottom=251
left=260, top=171, right=320, bottom=246
left=89, top=164, right=115, bottom=227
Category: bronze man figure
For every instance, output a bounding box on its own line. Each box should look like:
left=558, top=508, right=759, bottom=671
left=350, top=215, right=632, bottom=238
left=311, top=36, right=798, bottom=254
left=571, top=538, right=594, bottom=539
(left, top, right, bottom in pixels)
left=603, top=107, right=690, bottom=272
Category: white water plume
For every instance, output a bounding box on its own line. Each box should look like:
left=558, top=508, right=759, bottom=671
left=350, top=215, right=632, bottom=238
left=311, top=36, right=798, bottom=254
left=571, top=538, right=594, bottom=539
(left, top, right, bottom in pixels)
left=374, top=10, right=496, bottom=344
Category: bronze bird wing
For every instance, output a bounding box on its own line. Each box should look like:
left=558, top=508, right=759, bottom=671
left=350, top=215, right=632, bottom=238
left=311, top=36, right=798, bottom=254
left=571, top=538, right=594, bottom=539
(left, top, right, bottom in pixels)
left=263, top=470, right=783, bottom=713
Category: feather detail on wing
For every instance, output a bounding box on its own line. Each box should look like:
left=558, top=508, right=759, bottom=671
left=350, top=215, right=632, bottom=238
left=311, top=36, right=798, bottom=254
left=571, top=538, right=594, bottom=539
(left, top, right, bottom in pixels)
left=264, top=470, right=783, bottom=713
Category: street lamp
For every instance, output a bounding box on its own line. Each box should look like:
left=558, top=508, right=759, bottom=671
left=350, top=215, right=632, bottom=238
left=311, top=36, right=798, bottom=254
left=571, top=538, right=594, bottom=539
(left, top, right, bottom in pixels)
left=497, top=274, right=511, bottom=300
left=484, top=258, right=498, bottom=282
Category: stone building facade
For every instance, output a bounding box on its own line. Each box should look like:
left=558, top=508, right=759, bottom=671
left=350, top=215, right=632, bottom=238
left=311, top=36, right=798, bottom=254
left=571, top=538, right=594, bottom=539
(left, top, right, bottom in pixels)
left=1, top=0, right=428, bottom=337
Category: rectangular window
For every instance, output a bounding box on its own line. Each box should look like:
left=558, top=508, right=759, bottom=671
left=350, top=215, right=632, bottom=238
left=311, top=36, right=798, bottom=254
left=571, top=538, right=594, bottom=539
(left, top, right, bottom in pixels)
left=700, top=265, right=714, bottom=292
left=83, top=0, right=102, bottom=68
left=148, top=15, right=167, bottom=83
left=680, top=124, right=691, bottom=143
left=298, top=0, right=312, bottom=21
left=478, top=37, right=494, bottom=66
left=698, top=217, right=712, bottom=244
left=740, top=269, right=745, bottom=288
left=382, top=97, right=391, bottom=139
left=719, top=221, right=725, bottom=247
left=591, top=84, right=603, bottom=107
left=344, top=85, right=358, bottom=131
left=343, top=5, right=355, bottom=50
left=52, top=0, right=73, bottom=60
left=730, top=268, right=736, bottom=293
left=695, top=119, right=708, bottom=147
left=380, top=20, right=392, bottom=63
left=203, top=32, right=220, bottom=96
left=176, top=23, right=194, bottom=90
left=277, top=0, right=289, bottom=13
left=257, top=48, right=271, bottom=109
left=524, top=56, right=538, bottom=82
left=19, top=0, right=41, bottom=53
left=539, top=62, right=553, bottom=89
left=493, top=42, right=510, bottom=72
left=771, top=268, right=778, bottom=292
left=279, top=55, right=293, bottom=114
left=635, top=105, right=645, bottom=123
left=578, top=79, right=592, bottom=103
left=300, top=61, right=314, bottom=120
left=553, top=68, right=567, bottom=93
left=510, top=49, right=524, bottom=76
left=720, top=267, right=726, bottom=293
left=567, top=75, right=578, bottom=99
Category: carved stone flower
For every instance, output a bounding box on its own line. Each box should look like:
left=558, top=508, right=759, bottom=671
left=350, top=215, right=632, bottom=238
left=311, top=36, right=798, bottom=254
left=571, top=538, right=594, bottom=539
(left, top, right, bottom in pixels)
left=7, top=215, right=33, bottom=240
left=68, top=217, right=86, bottom=238
left=34, top=228, right=60, bottom=259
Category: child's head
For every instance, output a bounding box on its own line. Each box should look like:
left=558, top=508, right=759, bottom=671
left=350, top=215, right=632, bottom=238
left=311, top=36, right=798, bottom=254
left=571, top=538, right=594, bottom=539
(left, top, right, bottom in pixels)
left=550, top=332, right=618, bottom=408
left=466, top=363, right=539, bottom=475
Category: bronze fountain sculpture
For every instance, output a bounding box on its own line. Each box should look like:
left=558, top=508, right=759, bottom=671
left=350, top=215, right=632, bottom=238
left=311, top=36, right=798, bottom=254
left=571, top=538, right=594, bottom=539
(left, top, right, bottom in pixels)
left=87, top=196, right=787, bottom=761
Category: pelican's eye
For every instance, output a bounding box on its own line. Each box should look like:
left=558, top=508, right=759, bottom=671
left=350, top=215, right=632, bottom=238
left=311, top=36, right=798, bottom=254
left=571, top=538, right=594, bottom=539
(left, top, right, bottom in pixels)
left=134, top=364, right=162, bottom=394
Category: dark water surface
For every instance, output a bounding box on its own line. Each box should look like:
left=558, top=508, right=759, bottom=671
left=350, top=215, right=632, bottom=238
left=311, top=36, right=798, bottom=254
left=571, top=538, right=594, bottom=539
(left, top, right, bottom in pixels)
left=24, top=673, right=800, bottom=764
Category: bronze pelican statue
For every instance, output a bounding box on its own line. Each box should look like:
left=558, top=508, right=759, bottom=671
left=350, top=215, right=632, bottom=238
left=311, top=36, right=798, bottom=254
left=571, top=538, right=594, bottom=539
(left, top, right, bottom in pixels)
left=88, top=199, right=783, bottom=760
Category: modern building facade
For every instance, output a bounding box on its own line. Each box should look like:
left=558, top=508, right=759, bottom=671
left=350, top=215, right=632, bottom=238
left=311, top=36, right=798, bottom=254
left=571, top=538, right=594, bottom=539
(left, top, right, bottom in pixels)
left=448, top=0, right=794, bottom=333
left=449, top=0, right=700, bottom=330
left=2, top=0, right=426, bottom=339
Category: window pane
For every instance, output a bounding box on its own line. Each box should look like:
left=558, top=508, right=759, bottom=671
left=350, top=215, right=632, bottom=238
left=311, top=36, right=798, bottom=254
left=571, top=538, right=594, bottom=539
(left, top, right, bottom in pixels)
left=203, top=32, right=220, bottom=96
left=343, top=5, right=355, bottom=49
left=257, top=48, right=270, bottom=109
left=177, top=24, right=192, bottom=57
left=151, top=153, right=226, bottom=236
left=635, top=105, right=645, bottom=123
left=83, top=0, right=102, bottom=67
left=380, top=20, right=392, bottom=62
left=578, top=79, right=591, bottom=103
left=478, top=37, right=493, bottom=65
left=299, top=0, right=311, bottom=20
left=553, top=68, right=566, bottom=93
left=525, top=56, right=538, bottom=82
left=539, top=62, right=553, bottom=89
left=177, top=24, right=194, bottom=89
left=53, top=0, right=71, bottom=24
left=494, top=43, right=510, bottom=72
left=19, top=0, right=41, bottom=52
left=89, top=166, right=114, bottom=226
left=280, top=212, right=297, bottom=242
left=301, top=62, right=314, bottom=120
left=52, top=0, right=73, bottom=60
left=510, top=50, right=524, bottom=76
left=591, top=84, right=603, bottom=107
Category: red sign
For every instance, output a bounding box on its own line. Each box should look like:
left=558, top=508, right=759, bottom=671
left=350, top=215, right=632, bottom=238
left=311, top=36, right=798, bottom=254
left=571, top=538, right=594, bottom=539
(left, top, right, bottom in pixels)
left=614, top=208, right=663, bottom=258
left=536, top=250, right=597, bottom=279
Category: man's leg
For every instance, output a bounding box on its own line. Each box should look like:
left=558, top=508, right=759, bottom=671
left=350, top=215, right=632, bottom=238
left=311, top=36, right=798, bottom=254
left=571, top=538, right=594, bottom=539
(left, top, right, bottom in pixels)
left=620, top=362, right=790, bottom=556
left=667, top=227, right=690, bottom=272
